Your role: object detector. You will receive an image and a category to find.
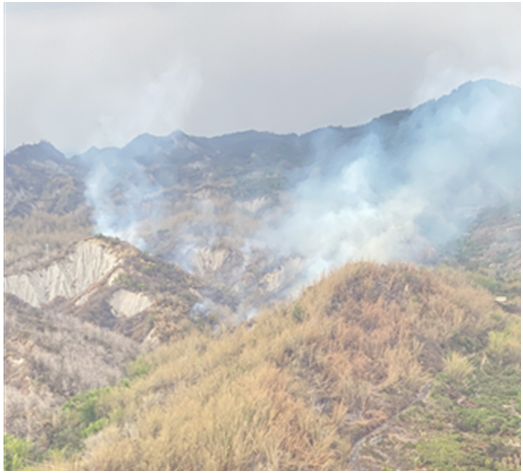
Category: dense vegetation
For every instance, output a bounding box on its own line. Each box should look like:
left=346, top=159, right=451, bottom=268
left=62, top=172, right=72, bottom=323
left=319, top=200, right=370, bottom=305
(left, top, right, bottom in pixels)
left=4, top=434, right=36, bottom=471
left=9, top=260, right=517, bottom=470
left=3, top=81, right=519, bottom=470
left=4, top=188, right=520, bottom=471
left=355, top=317, right=521, bottom=470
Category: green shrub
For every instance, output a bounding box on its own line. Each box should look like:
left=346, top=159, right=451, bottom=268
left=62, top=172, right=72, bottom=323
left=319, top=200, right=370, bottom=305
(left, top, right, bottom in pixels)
left=416, top=436, right=468, bottom=470
left=127, top=355, right=155, bottom=379
left=49, top=387, right=112, bottom=454
left=63, top=387, right=110, bottom=425
left=455, top=409, right=480, bottom=432
left=4, top=434, right=33, bottom=471
left=81, top=418, right=109, bottom=438
left=472, top=275, right=501, bottom=294
left=291, top=304, right=304, bottom=323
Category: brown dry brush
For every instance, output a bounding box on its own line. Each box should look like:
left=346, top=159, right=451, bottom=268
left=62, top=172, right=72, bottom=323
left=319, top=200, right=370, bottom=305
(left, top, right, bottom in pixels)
left=5, top=207, right=92, bottom=271
left=44, top=261, right=501, bottom=470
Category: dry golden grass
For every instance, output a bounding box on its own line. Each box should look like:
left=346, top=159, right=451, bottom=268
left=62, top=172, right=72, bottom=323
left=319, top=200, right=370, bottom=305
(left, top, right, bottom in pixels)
left=43, top=261, right=501, bottom=471
left=5, top=208, right=92, bottom=269
left=487, top=318, right=521, bottom=366
left=444, top=352, right=474, bottom=383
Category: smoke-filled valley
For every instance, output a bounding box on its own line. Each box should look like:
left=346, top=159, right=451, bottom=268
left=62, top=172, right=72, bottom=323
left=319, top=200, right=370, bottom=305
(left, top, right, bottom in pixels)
left=9, top=80, right=518, bottom=314
left=4, top=79, right=521, bottom=470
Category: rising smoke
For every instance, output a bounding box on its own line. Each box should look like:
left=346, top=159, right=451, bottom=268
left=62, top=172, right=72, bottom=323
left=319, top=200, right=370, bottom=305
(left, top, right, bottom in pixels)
left=93, top=62, right=202, bottom=150
left=80, top=147, right=165, bottom=248
left=80, top=61, right=201, bottom=246
left=252, top=79, right=520, bottom=282
left=79, top=79, right=520, bottom=310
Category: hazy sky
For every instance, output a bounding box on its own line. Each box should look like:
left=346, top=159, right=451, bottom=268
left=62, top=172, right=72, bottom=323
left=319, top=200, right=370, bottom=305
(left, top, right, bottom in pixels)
left=5, top=2, right=521, bottom=155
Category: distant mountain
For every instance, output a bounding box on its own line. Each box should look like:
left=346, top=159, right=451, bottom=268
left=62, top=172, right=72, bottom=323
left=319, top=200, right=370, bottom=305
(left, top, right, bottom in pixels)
left=4, top=79, right=520, bottom=470
left=5, top=76, right=520, bottom=329
left=4, top=142, right=86, bottom=219
left=5, top=79, right=519, bottom=223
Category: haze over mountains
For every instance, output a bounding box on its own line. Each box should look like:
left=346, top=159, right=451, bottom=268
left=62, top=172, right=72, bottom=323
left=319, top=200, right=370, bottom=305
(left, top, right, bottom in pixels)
left=79, top=80, right=520, bottom=247
left=4, top=79, right=521, bottom=470
left=6, top=80, right=520, bottom=282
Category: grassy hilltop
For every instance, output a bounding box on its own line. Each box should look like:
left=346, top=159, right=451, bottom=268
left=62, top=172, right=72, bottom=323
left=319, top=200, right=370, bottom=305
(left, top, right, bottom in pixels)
left=8, top=258, right=519, bottom=471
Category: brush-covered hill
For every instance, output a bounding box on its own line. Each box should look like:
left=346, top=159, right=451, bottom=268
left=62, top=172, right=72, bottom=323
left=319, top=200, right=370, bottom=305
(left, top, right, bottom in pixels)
left=5, top=202, right=520, bottom=470
left=4, top=79, right=520, bottom=470
left=5, top=79, right=520, bottom=296
left=4, top=142, right=92, bottom=269
left=26, top=261, right=519, bottom=471
left=4, top=235, right=235, bottom=444
left=4, top=141, right=85, bottom=220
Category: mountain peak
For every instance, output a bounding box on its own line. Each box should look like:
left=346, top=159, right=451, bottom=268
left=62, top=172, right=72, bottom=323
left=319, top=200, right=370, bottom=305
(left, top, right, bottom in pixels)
left=5, top=140, right=67, bottom=164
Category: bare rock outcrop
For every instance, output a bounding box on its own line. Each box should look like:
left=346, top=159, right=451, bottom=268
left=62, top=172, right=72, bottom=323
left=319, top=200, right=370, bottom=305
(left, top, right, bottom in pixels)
left=261, top=257, right=304, bottom=294
left=109, top=290, right=152, bottom=318
left=4, top=239, right=120, bottom=307
left=193, top=247, right=230, bottom=275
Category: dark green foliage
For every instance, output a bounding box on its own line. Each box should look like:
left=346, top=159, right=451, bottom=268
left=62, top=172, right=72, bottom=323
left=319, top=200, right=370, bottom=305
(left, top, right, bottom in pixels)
left=127, top=355, right=156, bottom=380
left=292, top=304, right=304, bottom=323
left=141, top=262, right=157, bottom=275
left=81, top=418, right=109, bottom=439
left=63, top=388, right=109, bottom=424
left=412, top=353, right=521, bottom=470
left=448, top=332, right=486, bottom=354
left=470, top=273, right=502, bottom=294
left=46, top=387, right=111, bottom=456
left=93, top=234, right=120, bottom=246
left=4, top=434, right=34, bottom=471
left=455, top=407, right=490, bottom=432
left=115, top=272, right=148, bottom=292
left=416, top=434, right=470, bottom=471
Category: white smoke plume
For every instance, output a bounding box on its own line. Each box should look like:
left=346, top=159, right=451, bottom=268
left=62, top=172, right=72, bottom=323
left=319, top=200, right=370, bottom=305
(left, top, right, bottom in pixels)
left=81, top=147, right=165, bottom=248
left=79, top=61, right=201, bottom=246
left=93, top=62, right=202, bottom=149
left=252, top=80, right=520, bottom=282
left=77, top=79, right=519, bottom=314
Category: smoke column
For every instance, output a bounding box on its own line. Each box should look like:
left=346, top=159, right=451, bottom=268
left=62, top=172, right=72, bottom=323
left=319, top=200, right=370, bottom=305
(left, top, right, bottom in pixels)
left=78, top=79, right=520, bottom=309
left=252, top=79, right=520, bottom=282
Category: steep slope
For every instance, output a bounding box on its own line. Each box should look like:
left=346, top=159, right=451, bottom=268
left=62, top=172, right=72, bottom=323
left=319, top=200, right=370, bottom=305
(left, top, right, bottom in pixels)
left=4, top=141, right=86, bottom=220
left=5, top=238, right=120, bottom=307
left=442, top=204, right=521, bottom=307
left=4, top=79, right=520, bottom=469
left=3, top=236, right=233, bottom=444
left=5, top=80, right=520, bottom=305
left=69, top=79, right=520, bottom=317
left=4, top=294, right=139, bottom=441
left=37, top=261, right=519, bottom=470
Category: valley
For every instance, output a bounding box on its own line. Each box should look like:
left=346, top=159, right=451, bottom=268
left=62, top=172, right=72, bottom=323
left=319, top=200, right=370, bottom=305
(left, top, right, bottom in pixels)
left=3, top=79, right=520, bottom=470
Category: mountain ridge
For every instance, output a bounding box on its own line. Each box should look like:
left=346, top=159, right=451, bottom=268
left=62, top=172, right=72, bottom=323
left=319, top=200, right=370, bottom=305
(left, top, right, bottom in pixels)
left=4, top=77, right=520, bottom=470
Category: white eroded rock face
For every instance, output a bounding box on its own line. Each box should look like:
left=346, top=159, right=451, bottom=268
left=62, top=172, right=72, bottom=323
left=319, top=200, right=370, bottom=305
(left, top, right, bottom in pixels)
left=4, top=240, right=120, bottom=307
left=193, top=247, right=230, bottom=274
left=236, top=197, right=269, bottom=214
left=261, top=257, right=304, bottom=294
left=109, top=290, right=152, bottom=318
